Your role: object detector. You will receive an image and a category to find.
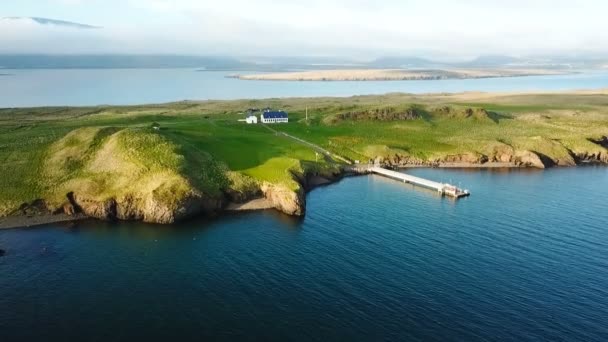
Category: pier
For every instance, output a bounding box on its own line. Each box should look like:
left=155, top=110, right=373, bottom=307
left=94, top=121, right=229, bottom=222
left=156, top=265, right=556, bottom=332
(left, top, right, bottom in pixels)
left=368, top=166, right=470, bottom=198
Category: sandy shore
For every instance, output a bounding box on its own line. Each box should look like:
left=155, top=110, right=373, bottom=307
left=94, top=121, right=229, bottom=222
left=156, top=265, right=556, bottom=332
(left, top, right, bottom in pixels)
left=234, top=68, right=567, bottom=81
left=225, top=198, right=275, bottom=211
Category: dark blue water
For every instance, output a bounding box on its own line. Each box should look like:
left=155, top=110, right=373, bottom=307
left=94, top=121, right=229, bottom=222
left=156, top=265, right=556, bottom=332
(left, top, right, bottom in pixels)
left=1, top=69, right=608, bottom=107
left=1, top=167, right=608, bottom=341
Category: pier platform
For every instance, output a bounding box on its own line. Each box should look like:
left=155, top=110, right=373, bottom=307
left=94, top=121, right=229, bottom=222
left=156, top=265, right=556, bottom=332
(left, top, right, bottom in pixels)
left=368, top=166, right=470, bottom=198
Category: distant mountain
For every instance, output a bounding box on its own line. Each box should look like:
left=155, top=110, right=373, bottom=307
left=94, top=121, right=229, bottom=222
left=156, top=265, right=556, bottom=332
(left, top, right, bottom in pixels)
left=369, top=56, right=443, bottom=68
left=457, top=55, right=608, bottom=69
left=2, top=17, right=101, bottom=29
left=0, top=55, right=250, bottom=69
left=458, top=55, right=523, bottom=67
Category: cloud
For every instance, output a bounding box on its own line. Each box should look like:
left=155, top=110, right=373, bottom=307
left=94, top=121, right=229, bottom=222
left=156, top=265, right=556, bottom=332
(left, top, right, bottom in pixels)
left=2, top=1, right=608, bottom=58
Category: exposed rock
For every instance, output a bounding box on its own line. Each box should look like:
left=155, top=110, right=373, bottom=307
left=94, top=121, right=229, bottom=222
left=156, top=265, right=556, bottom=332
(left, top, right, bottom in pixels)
left=303, top=168, right=343, bottom=191
left=489, top=144, right=515, bottom=163
left=440, top=152, right=488, bottom=164
left=225, top=188, right=261, bottom=203
left=575, top=151, right=608, bottom=164
left=261, top=182, right=305, bottom=216
left=72, top=195, right=116, bottom=220
left=62, top=202, right=76, bottom=216
left=224, top=172, right=263, bottom=203
left=70, top=192, right=220, bottom=224
left=514, top=150, right=546, bottom=168
left=16, top=199, right=49, bottom=217
left=373, top=154, right=428, bottom=167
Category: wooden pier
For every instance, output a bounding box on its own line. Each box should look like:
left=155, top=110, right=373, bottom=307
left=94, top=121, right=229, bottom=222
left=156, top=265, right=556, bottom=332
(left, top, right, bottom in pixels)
left=368, top=166, right=470, bottom=198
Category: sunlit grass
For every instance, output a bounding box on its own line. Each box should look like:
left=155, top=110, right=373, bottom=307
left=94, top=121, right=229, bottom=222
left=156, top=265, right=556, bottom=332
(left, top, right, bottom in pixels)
left=1, top=92, right=607, bottom=215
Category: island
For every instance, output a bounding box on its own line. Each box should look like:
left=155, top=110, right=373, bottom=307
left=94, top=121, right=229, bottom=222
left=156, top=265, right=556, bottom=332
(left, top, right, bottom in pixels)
left=231, top=68, right=568, bottom=81
left=1, top=90, right=607, bottom=228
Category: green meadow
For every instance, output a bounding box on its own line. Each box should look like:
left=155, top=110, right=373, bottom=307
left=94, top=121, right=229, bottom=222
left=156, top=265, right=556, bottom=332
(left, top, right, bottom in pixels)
left=1, top=92, right=607, bottom=216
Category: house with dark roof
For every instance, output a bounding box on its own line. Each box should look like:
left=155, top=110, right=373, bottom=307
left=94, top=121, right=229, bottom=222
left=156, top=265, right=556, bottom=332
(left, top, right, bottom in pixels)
left=260, top=109, right=288, bottom=123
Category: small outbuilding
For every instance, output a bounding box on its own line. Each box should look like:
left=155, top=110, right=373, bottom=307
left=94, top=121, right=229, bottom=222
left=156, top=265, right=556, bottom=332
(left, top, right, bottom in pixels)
left=245, top=114, right=258, bottom=124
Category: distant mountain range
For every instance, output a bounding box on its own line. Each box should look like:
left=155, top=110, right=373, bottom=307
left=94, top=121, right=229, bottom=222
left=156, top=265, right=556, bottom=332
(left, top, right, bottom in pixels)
left=2, top=16, right=101, bottom=29
left=0, top=55, right=250, bottom=70
left=0, top=17, right=606, bottom=70
left=369, top=55, right=608, bottom=70
left=0, top=54, right=606, bottom=70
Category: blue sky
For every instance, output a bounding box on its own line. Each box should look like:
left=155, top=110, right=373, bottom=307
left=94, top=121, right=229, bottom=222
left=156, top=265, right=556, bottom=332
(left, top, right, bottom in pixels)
left=1, top=0, right=607, bottom=58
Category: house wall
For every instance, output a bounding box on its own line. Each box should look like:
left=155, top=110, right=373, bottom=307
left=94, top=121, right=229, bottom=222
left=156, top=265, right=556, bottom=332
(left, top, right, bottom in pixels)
left=261, top=116, right=288, bottom=123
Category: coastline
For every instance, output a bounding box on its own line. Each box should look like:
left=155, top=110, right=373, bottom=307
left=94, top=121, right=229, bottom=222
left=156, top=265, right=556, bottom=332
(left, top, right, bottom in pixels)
left=3, top=162, right=602, bottom=230
left=232, top=68, right=569, bottom=82
left=0, top=212, right=88, bottom=230
left=2, top=91, right=607, bottom=230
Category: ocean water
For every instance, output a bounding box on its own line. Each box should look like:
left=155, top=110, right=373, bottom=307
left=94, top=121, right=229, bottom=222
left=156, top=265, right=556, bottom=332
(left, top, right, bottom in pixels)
left=1, top=69, right=608, bottom=107
left=1, top=167, right=607, bottom=341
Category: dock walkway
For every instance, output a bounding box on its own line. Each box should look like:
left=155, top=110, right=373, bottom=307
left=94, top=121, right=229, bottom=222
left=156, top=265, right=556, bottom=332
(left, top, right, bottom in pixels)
left=368, top=166, right=470, bottom=198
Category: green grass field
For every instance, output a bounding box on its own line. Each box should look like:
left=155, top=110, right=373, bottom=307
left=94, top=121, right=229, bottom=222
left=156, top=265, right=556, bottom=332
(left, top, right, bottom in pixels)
left=1, top=92, right=607, bottom=216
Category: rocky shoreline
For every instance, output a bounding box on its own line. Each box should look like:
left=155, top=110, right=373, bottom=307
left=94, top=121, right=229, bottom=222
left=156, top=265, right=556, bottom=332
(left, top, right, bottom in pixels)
left=2, top=157, right=606, bottom=230
left=0, top=168, right=347, bottom=230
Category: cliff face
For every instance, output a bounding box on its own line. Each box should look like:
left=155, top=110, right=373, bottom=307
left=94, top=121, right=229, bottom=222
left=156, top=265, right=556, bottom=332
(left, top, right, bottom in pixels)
left=69, top=192, right=223, bottom=224
left=260, top=183, right=306, bottom=216
left=372, top=149, right=547, bottom=168
left=12, top=126, right=608, bottom=225
left=371, top=143, right=607, bottom=169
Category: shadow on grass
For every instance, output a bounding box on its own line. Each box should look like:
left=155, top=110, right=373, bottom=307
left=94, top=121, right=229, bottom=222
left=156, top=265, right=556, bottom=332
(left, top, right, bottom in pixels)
left=487, top=111, right=514, bottom=124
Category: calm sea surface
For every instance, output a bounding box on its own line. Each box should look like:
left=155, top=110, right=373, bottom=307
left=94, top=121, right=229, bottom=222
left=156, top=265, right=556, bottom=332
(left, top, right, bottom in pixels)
left=1, top=167, right=607, bottom=341
left=1, top=69, right=608, bottom=107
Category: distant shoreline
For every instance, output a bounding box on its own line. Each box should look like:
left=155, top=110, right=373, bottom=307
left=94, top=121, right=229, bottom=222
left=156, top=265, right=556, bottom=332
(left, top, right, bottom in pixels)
left=232, top=68, right=570, bottom=82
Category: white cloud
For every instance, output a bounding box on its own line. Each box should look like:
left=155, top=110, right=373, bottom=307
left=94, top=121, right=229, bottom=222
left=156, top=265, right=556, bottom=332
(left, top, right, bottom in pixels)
left=2, top=0, right=608, bottom=58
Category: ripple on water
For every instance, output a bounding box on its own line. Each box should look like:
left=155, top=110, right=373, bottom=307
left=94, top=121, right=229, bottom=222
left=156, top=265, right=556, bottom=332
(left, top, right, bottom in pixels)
left=1, top=167, right=608, bottom=341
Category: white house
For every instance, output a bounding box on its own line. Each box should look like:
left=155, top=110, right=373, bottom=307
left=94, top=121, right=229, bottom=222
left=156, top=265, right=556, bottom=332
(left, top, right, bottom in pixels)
left=245, top=114, right=258, bottom=124
left=260, top=110, right=288, bottom=123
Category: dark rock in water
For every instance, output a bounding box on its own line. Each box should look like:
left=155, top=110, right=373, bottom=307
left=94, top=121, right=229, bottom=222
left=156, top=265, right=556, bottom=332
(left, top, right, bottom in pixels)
left=0, top=249, right=6, bottom=256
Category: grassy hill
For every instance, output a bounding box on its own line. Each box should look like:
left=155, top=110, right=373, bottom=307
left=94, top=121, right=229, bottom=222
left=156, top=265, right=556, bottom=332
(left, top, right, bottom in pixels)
left=1, top=91, right=607, bottom=221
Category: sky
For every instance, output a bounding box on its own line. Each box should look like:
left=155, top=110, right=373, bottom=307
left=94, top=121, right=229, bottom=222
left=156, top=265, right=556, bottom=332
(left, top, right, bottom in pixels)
left=1, top=0, right=607, bottom=59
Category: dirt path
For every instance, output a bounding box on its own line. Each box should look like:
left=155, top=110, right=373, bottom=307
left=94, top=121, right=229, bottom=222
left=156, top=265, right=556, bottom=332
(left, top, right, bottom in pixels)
left=261, top=124, right=351, bottom=164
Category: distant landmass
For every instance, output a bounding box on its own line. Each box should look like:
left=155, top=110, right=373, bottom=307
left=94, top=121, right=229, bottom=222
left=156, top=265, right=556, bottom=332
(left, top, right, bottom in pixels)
left=0, top=53, right=605, bottom=71
left=234, top=68, right=568, bottom=81
left=369, top=55, right=608, bottom=70
left=0, top=55, right=249, bottom=70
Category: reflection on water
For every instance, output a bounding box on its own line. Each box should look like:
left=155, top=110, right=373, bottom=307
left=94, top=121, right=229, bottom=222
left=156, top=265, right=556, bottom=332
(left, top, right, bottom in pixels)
left=61, top=207, right=305, bottom=241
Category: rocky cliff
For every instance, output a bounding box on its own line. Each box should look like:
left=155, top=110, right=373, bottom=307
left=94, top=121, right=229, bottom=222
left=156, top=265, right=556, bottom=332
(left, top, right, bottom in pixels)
left=370, top=139, right=608, bottom=169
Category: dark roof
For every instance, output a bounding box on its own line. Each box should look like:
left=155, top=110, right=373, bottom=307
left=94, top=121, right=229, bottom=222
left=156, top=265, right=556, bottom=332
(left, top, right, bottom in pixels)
left=262, top=111, right=288, bottom=118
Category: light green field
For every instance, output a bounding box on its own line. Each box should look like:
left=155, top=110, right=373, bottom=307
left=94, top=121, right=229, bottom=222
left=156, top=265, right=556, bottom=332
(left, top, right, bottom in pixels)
left=1, top=92, right=607, bottom=216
